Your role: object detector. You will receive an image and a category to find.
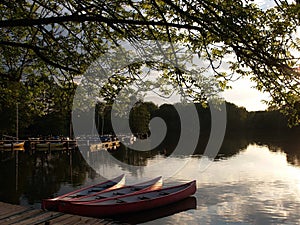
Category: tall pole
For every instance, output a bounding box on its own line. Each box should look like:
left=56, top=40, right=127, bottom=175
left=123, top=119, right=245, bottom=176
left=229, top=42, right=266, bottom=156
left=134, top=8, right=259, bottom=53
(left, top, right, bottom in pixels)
left=16, top=102, right=18, bottom=141
left=101, top=115, right=104, bottom=136
left=69, top=111, right=73, bottom=139
left=100, top=106, right=104, bottom=136
left=15, top=150, right=18, bottom=191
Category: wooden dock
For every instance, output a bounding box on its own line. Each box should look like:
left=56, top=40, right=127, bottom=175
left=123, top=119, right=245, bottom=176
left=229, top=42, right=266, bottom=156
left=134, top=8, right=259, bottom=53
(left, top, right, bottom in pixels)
left=0, top=139, right=122, bottom=152
left=0, top=202, right=126, bottom=225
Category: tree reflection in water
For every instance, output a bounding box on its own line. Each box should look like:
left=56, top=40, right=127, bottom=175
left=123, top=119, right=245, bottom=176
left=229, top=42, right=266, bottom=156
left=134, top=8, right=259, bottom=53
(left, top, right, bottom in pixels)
left=0, top=131, right=300, bottom=209
left=0, top=150, right=97, bottom=206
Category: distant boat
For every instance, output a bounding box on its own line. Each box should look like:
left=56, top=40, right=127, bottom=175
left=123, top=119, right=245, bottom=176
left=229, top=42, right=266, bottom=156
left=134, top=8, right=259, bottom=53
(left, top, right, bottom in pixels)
left=42, top=174, right=125, bottom=211
left=3, top=141, right=25, bottom=150
left=1, top=103, right=24, bottom=150
left=60, top=180, right=196, bottom=217
left=90, top=140, right=120, bottom=152
left=57, top=176, right=163, bottom=213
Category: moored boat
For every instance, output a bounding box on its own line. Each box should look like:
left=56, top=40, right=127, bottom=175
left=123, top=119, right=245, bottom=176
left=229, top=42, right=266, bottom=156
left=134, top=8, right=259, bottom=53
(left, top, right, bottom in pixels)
left=42, top=174, right=125, bottom=211
left=61, top=180, right=196, bottom=217
left=90, top=140, right=120, bottom=152
left=58, top=176, right=163, bottom=213
left=3, top=141, right=25, bottom=150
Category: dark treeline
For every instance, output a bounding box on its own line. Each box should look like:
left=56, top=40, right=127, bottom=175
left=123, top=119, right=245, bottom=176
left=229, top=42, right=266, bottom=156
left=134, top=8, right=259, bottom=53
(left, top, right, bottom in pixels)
left=1, top=99, right=298, bottom=139
left=94, top=101, right=298, bottom=137
left=0, top=77, right=74, bottom=138
left=141, top=101, right=296, bottom=135
left=225, top=102, right=292, bottom=131
left=143, top=102, right=299, bottom=155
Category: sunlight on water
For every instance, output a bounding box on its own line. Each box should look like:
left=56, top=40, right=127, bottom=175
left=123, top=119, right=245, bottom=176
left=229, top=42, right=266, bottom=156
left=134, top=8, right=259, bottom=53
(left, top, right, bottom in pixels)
left=88, top=142, right=300, bottom=224
left=1, top=139, right=300, bottom=224
left=122, top=144, right=300, bottom=224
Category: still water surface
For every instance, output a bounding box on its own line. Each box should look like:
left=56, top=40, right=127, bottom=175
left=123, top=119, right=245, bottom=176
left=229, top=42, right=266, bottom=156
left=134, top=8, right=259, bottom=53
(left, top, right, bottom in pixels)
left=0, top=134, right=300, bottom=224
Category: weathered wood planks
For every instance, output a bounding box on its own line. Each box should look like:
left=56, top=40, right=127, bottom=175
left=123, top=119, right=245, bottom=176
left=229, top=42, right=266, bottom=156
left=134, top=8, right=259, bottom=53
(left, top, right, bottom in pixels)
left=0, top=202, right=125, bottom=225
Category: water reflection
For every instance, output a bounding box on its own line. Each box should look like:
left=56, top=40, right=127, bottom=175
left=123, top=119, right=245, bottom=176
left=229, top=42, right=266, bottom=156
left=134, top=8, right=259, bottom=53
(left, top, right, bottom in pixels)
left=138, top=145, right=300, bottom=224
left=82, top=133, right=273, bottom=179
left=0, top=133, right=300, bottom=224
left=112, top=197, right=197, bottom=224
left=0, top=151, right=98, bottom=206
left=249, top=132, right=300, bottom=167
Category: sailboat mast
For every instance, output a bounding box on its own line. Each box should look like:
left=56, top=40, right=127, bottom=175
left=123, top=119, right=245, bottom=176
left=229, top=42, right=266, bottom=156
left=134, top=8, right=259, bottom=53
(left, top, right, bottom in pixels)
left=16, top=103, right=18, bottom=141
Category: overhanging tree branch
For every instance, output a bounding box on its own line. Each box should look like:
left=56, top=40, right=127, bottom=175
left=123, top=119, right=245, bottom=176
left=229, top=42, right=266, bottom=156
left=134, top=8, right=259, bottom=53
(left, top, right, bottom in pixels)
left=0, top=40, right=81, bottom=73
left=0, top=14, right=201, bottom=31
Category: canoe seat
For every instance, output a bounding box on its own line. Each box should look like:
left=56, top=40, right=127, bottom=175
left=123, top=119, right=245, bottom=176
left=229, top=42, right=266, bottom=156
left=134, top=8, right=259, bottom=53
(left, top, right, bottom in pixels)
left=138, top=196, right=150, bottom=200
left=116, top=199, right=126, bottom=203
left=113, top=192, right=125, bottom=195
left=131, top=187, right=141, bottom=191
left=104, top=183, right=115, bottom=188
left=88, top=188, right=104, bottom=192
left=159, top=192, right=169, bottom=196
left=70, top=194, right=84, bottom=198
left=95, top=196, right=106, bottom=199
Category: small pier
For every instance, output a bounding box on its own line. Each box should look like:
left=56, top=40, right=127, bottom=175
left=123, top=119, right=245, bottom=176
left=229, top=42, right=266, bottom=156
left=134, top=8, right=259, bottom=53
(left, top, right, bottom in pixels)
left=0, top=139, right=121, bottom=152
left=0, top=202, right=125, bottom=225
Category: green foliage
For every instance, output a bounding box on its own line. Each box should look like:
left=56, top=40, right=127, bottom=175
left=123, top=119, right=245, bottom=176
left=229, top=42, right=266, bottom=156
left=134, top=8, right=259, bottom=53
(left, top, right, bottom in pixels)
left=0, top=76, right=74, bottom=137
left=0, top=0, right=300, bottom=127
left=129, top=102, right=151, bottom=135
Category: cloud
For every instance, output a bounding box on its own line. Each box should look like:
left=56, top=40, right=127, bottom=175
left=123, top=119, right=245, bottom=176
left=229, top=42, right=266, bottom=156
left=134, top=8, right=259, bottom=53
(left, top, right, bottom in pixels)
left=222, top=77, right=270, bottom=111
left=253, top=0, right=295, bottom=10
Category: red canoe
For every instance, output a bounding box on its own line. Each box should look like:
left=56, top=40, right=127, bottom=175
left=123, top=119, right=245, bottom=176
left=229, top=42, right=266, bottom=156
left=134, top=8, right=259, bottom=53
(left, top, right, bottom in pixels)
left=62, top=180, right=196, bottom=218
left=58, top=176, right=163, bottom=213
left=42, top=174, right=125, bottom=210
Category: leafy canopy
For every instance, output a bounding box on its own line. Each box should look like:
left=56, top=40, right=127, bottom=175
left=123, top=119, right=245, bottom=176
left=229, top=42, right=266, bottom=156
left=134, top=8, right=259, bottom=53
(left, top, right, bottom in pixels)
left=0, top=0, right=300, bottom=125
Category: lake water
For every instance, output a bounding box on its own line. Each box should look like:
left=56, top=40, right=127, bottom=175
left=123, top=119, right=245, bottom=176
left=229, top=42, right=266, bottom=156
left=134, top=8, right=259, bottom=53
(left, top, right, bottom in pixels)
left=0, top=132, right=300, bottom=224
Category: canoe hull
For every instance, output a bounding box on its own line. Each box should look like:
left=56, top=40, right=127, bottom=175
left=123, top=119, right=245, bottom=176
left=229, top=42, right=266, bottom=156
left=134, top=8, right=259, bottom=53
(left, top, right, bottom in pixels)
left=58, top=176, right=163, bottom=213
left=42, top=174, right=125, bottom=211
left=66, top=180, right=196, bottom=218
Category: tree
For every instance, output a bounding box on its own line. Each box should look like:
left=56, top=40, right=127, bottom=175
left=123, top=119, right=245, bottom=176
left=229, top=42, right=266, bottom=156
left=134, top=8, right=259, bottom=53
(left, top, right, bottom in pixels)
left=143, top=102, right=159, bottom=117
left=1, top=0, right=300, bottom=125
left=226, top=103, right=248, bottom=131
left=129, top=102, right=151, bottom=136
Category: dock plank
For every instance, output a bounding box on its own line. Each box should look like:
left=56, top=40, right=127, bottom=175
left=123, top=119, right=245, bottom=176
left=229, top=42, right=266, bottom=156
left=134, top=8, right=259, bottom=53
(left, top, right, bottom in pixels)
left=16, top=211, right=62, bottom=225
left=0, top=202, right=27, bottom=219
left=0, top=202, right=25, bottom=212
left=1, top=209, right=45, bottom=224
left=0, top=202, right=125, bottom=225
left=0, top=208, right=34, bottom=220
left=44, top=214, right=74, bottom=224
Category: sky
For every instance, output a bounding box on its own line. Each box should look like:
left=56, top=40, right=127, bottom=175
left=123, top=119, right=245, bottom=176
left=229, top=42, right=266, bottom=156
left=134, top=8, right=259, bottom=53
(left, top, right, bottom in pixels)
left=222, top=78, right=270, bottom=111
